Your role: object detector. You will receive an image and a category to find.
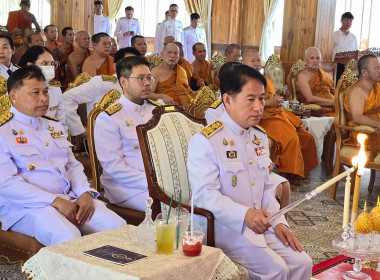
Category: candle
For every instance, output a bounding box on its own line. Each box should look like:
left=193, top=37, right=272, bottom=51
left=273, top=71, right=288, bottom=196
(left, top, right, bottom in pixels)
left=351, top=174, right=362, bottom=223
left=343, top=173, right=351, bottom=228
left=315, top=167, right=355, bottom=194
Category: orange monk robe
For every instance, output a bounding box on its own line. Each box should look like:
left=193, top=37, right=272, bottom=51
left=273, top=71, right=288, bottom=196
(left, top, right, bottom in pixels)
left=156, top=65, right=192, bottom=108
left=296, top=68, right=335, bottom=116
left=96, top=56, right=116, bottom=76
left=6, top=11, right=31, bottom=32
left=344, top=81, right=380, bottom=150
left=259, top=78, right=318, bottom=177
left=56, top=44, right=77, bottom=90
left=47, top=41, right=62, bottom=52
left=192, top=60, right=211, bottom=85
left=179, top=58, right=193, bottom=81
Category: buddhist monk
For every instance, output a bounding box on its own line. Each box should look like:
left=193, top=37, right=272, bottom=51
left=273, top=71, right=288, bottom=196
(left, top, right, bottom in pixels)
left=242, top=49, right=318, bottom=186
left=110, top=37, right=118, bottom=58
left=213, top=43, right=242, bottom=88
left=190, top=42, right=211, bottom=90
left=173, top=41, right=193, bottom=81
left=151, top=42, right=193, bottom=107
left=131, top=35, right=147, bottom=57
left=27, top=32, right=44, bottom=47
left=82, top=32, right=115, bottom=76
left=296, top=47, right=335, bottom=112
left=67, top=30, right=91, bottom=82
left=6, top=0, right=41, bottom=33
left=44, top=25, right=61, bottom=51
left=11, top=28, right=23, bottom=49
left=12, top=27, right=34, bottom=65
left=345, top=54, right=380, bottom=149
left=163, top=36, right=175, bottom=48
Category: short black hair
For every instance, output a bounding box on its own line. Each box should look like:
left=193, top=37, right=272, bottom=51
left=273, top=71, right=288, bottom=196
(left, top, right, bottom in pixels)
left=7, top=65, right=46, bottom=93
left=219, top=62, right=266, bottom=98
left=94, top=1, right=103, bottom=6
left=358, top=54, right=378, bottom=75
left=43, top=24, right=55, bottom=33
left=165, top=10, right=169, bottom=16
left=116, top=56, right=149, bottom=80
left=114, top=47, right=141, bottom=63
left=190, top=13, right=200, bottom=20
left=341, top=12, right=354, bottom=20
left=19, top=45, right=53, bottom=67
left=169, top=4, right=178, bottom=9
left=0, top=34, right=14, bottom=50
left=125, top=6, right=134, bottom=11
left=192, top=42, right=204, bottom=53
left=131, top=35, right=144, bottom=47
left=92, top=32, right=109, bottom=44
left=62, top=27, right=73, bottom=37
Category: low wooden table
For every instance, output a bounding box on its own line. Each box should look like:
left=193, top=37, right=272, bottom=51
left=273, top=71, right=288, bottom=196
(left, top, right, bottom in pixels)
left=22, top=225, right=248, bottom=280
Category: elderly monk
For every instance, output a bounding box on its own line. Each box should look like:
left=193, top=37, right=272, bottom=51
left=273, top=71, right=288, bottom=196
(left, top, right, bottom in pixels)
left=44, top=25, right=61, bottom=51
left=82, top=33, right=115, bottom=76
left=12, top=27, right=34, bottom=65
left=242, top=49, right=318, bottom=185
left=296, top=47, right=335, bottom=112
left=6, top=0, right=41, bottom=33
left=27, top=32, right=44, bottom=47
left=190, top=42, right=211, bottom=90
left=345, top=54, right=380, bottom=149
left=67, top=30, right=92, bottom=82
left=173, top=41, right=193, bottom=81
left=151, top=42, right=193, bottom=107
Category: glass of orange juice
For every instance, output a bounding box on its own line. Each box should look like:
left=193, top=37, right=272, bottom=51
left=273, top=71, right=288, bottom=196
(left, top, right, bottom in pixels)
left=155, top=218, right=176, bottom=254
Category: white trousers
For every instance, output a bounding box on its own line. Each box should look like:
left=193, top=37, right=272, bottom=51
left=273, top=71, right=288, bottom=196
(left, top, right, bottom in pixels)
left=224, top=230, right=312, bottom=280
left=116, top=191, right=149, bottom=212
left=11, top=197, right=126, bottom=246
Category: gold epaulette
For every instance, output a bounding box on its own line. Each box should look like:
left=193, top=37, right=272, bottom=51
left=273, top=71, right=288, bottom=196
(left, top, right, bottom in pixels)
left=147, top=99, right=162, bottom=107
left=102, top=75, right=117, bottom=82
left=0, top=112, right=13, bottom=127
left=42, top=114, right=59, bottom=122
left=49, top=80, right=61, bottom=87
left=13, top=64, right=20, bottom=69
left=209, top=99, right=222, bottom=109
left=105, top=103, right=122, bottom=115
left=200, top=121, right=223, bottom=138
left=254, top=125, right=266, bottom=134
left=0, top=76, right=7, bottom=93
left=184, top=26, right=189, bottom=31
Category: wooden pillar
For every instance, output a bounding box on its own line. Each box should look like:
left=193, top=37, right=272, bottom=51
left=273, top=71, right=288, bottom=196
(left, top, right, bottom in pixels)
left=50, top=0, right=94, bottom=41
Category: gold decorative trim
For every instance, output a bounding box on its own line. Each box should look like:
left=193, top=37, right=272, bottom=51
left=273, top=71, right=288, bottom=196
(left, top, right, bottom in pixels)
left=0, top=76, right=7, bottom=94
left=265, top=54, right=282, bottom=69
left=94, top=89, right=121, bottom=111
left=211, top=52, right=225, bottom=69
left=200, top=120, right=223, bottom=138
left=291, top=59, right=306, bottom=77
left=66, top=72, right=92, bottom=91
left=0, top=94, right=11, bottom=115
left=186, top=86, right=218, bottom=119
left=345, top=59, right=358, bottom=74
left=147, top=54, right=162, bottom=70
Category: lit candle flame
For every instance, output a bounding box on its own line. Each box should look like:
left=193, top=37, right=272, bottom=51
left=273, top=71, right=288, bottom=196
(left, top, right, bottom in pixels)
left=351, top=133, right=368, bottom=176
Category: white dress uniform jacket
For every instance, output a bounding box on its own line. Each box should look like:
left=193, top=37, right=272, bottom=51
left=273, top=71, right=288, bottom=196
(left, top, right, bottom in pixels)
left=94, top=95, right=158, bottom=209
left=114, top=17, right=141, bottom=48
left=47, top=85, right=67, bottom=133
left=332, top=29, right=358, bottom=61
left=184, top=25, right=208, bottom=63
left=63, top=75, right=122, bottom=136
left=0, top=63, right=19, bottom=79
left=155, top=18, right=184, bottom=54
left=94, top=13, right=111, bottom=35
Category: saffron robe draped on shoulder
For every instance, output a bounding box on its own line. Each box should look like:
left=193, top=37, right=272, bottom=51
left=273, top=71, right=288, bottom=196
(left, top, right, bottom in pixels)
left=179, top=58, right=193, bottom=81
left=156, top=65, right=192, bottom=108
left=296, top=68, right=335, bottom=116
left=193, top=60, right=211, bottom=85
left=57, top=44, right=77, bottom=90
left=259, top=78, right=318, bottom=177
left=47, top=41, right=62, bottom=52
left=6, top=11, right=30, bottom=32
left=96, top=56, right=115, bottom=76
left=344, top=81, right=380, bottom=150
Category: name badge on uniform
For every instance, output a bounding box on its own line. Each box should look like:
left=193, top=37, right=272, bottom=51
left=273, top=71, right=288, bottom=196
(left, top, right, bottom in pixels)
left=255, top=146, right=266, bottom=156
left=226, top=150, right=237, bottom=158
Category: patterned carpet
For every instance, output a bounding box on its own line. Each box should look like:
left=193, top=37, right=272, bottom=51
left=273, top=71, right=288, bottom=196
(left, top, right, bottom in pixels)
left=1, top=164, right=379, bottom=279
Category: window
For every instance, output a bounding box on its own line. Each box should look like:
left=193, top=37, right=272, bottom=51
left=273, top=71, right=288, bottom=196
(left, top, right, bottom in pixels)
left=272, top=0, right=284, bottom=47
left=335, top=0, right=379, bottom=49
left=114, top=0, right=190, bottom=38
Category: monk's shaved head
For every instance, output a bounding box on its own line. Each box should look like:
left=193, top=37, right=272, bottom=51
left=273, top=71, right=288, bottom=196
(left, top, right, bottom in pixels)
left=225, top=43, right=241, bottom=62
left=242, top=49, right=261, bottom=71
left=161, top=42, right=179, bottom=66
left=304, top=47, right=321, bottom=59
left=304, top=47, right=321, bottom=71
left=76, top=30, right=90, bottom=40
left=163, top=42, right=179, bottom=53
left=163, top=36, right=175, bottom=47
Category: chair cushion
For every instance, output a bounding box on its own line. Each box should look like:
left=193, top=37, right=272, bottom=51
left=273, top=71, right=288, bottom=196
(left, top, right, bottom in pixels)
left=354, top=125, right=376, bottom=134
left=340, top=146, right=370, bottom=159
left=374, top=153, right=380, bottom=164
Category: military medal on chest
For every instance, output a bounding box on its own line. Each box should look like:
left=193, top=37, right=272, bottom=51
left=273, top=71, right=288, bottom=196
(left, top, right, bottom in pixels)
left=255, top=146, right=266, bottom=156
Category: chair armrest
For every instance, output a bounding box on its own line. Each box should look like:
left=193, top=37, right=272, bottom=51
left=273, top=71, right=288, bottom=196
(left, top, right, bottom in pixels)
left=193, top=207, right=215, bottom=247
left=353, top=125, right=376, bottom=134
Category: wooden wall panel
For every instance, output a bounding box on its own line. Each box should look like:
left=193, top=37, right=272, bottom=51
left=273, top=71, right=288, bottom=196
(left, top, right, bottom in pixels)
left=280, top=0, right=318, bottom=63
left=314, top=0, right=336, bottom=62
left=239, top=0, right=264, bottom=48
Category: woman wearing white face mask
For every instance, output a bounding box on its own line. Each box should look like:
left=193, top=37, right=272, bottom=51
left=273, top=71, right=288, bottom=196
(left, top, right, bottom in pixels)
left=19, top=46, right=67, bottom=132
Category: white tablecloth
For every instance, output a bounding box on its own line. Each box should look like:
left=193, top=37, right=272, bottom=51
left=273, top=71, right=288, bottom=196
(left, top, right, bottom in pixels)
left=302, top=116, right=334, bottom=147
left=22, top=225, right=248, bottom=280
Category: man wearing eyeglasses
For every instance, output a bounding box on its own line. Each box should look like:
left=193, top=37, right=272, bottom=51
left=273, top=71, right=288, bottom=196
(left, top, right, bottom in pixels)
left=0, top=34, right=18, bottom=80
left=345, top=54, right=380, bottom=150
left=155, top=4, right=184, bottom=54
left=94, top=56, right=161, bottom=212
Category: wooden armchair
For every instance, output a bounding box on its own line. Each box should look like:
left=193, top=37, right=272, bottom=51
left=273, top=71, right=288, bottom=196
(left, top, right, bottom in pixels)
left=186, top=86, right=218, bottom=119
left=136, top=105, right=216, bottom=247
left=329, top=66, right=380, bottom=199
left=87, top=89, right=145, bottom=225
left=264, top=54, right=285, bottom=90
left=0, top=76, right=7, bottom=95
left=287, top=59, right=306, bottom=101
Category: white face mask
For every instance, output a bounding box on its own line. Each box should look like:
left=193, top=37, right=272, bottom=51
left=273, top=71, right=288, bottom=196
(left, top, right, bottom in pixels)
left=39, top=65, right=55, bottom=82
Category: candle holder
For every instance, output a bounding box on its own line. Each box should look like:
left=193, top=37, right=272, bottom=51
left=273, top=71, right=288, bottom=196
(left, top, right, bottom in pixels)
left=333, top=228, right=380, bottom=280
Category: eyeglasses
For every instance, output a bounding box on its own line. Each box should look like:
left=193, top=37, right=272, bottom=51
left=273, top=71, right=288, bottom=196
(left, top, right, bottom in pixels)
left=37, top=60, right=60, bottom=69
left=129, top=76, right=155, bottom=84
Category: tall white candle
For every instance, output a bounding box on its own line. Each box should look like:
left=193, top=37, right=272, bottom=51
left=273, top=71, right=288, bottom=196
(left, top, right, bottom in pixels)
left=343, top=174, right=351, bottom=228
left=315, top=167, right=355, bottom=194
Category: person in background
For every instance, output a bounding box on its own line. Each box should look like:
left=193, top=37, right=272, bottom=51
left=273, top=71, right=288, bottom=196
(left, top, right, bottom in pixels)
left=154, top=10, right=170, bottom=54
left=6, top=0, right=41, bottom=33
left=94, top=0, right=111, bottom=35
left=67, top=30, right=92, bottom=82
left=44, top=25, right=61, bottom=52
left=114, top=6, right=141, bottom=49
left=12, top=27, right=34, bottom=65
left=27, top=32, right=44, bottom=47
left=0, top=34, right=18, bottom=79
left=184, top=13, right=208, bottom=63
left=131, top=35, right=147, bottom=57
